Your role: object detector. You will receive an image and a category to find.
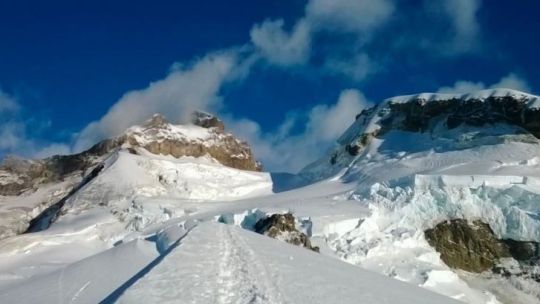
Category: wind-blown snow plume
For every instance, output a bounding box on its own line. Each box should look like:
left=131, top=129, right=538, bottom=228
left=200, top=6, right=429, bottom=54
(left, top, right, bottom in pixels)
left=74, top=51, right=240, bottom=151
left=437, top=73, right=531, bottom=94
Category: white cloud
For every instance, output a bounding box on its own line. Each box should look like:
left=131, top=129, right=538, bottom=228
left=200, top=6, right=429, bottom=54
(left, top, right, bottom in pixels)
left=491, top=73, right=531, bottom=92
left=437, top=73, right=531, bottom=94
left=0, top=117, right=70, bottom=159
left=305, top=0, right=395, bottom=34
left=0, top=92, right=25, bottom=154
left=0, top=122, right=24, bottom=151
left=227, top=89, right=371, bottom=172
left=437, top=80, right=485, bottom=94
left=250, top=19, right=311, bottom=66
left=74, top=50, right=240, bottom=151
left=32, top=143, right=72, bottom=159
left=323, top=53, right=373, bottom=81
left=0, top=91, right=19, bottom=113
left=441, top=0, right=482, bottom=53
left=250, top=0, right=394, bottom=69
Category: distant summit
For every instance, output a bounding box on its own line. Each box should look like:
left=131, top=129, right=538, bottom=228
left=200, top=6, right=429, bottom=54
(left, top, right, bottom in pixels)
left=0, top=111, right=262, bottom=239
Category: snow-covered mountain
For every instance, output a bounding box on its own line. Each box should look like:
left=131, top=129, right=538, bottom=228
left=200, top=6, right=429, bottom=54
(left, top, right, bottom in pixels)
left=300, top=88, right=540, bottom=303
left=1, top=89, right=540, bottom=303
left=0, top=112, right=263, bottom=239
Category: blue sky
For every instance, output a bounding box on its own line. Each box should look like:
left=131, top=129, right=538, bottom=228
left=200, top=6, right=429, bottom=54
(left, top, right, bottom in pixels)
left=0, top=0, right=539, bottom=172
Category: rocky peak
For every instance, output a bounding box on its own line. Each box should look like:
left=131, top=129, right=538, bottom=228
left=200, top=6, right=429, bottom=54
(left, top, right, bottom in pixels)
left=0, top=111, right=261, bottom=197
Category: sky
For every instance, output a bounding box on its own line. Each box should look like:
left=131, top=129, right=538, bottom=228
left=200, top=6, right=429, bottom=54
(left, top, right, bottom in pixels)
left=0, top=0, right=539, bottom=172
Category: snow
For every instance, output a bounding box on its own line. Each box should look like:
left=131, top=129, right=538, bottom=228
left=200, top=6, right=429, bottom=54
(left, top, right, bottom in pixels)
left=298, top=121, right=540, bottom=303
left=0, top=178, right=79, bottom=239
left=60, top=151, right=272, bottom=231
left=118, top=223, right=460, bottom=304
left=0, top=238, right=159, bottom=303
left=386, top=88, right=540, bottom=107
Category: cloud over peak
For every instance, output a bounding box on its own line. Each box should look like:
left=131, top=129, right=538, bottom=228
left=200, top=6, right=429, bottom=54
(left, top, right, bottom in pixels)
left=74, top=50, right=240, bottom=151
left=441, top=0, right=483, bottom=53
left=227, top=89, right=371, bottom=172
left=305, top=0, right=395, bottom=34
left=437, top=73, right=531, bottom=94
left=250, top=19, right=311, bottom=66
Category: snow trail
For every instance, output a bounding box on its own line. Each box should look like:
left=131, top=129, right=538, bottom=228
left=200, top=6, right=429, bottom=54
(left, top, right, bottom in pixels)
left=216, top=224, right=285, bottom=304
left=118, top=223, right=286, bottom=304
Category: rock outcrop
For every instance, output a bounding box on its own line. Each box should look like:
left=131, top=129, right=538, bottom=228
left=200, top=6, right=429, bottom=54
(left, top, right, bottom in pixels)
left=124, top=113, right=261, bottom=171
left=425, top=219, right=540, bottom=274
left=254, top=213, right=319, bottom=252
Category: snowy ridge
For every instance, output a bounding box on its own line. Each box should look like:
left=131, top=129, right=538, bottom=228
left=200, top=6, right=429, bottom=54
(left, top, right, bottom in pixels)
left=385, top=88, right=540, bottom=107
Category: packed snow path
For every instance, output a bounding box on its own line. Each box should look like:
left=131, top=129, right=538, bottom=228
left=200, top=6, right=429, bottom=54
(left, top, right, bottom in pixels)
left=118, top=223, right=285, bottom=303
left=117, top=222, right=458, bottom=304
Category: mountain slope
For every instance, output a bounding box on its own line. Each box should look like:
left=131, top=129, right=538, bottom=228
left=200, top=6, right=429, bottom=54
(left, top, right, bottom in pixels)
left=0, top=221, right=460, bottom=304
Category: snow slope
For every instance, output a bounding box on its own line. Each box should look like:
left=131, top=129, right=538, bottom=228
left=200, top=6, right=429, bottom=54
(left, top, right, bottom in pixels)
left=60, top=150, right=272, bottom=231
left=0, top=220, right=459, bottom=304
left=117, top=222, right=459, bottom=304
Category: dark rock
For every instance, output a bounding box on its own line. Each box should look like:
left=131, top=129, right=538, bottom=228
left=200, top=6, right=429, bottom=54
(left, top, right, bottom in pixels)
left=502, top=239, right=539, bottom=261
left=425, top=219, right=510, bottom=272
left=191, top=111, right=225, bottom=132
left=254, top=213, right=319, bottom=252
left=425, top=219, right=540, bottom=273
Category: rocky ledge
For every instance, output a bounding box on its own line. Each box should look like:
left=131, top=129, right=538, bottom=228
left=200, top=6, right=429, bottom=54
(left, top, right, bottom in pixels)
left=354, top=89, right=540, bottom=154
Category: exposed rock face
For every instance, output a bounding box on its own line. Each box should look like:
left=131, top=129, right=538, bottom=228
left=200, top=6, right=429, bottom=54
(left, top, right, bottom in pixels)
left=119, top=113, right=261, bottom=171
left=425, top=219, right=540, bottom=273
left=382, top=96, right=540, bottom=137
left=254, top=213, right=319, bottom=252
